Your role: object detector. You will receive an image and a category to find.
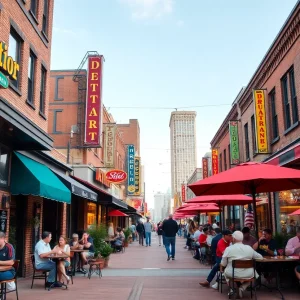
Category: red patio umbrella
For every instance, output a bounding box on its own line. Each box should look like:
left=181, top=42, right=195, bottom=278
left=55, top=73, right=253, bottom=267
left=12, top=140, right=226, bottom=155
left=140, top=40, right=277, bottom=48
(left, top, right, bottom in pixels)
left=188, top=161, right=300, bottom=234
left=289, top=209, right=300, bottom=216
left=186, top=194, right=255, bottom=205
left=179, top=204, right=220, bottom=213
left=108, top=209, right=128, bottom=217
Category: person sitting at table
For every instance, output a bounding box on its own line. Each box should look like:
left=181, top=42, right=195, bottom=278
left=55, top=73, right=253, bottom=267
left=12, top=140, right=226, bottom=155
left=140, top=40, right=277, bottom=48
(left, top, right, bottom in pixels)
left=79, top=231, right=95, bottom=265
left=0, top=231, right=15, bottom=282
left=192, top=226, right=203, bottom=260
left=111, top=227, right=125, bottom=250
left=34, top=231, right=58, bottom=287
left=242, top=227, right=257, bottom=248
left=210, top=228, right=222, bottom=264
left=221, top=231, right=263, bottom=299
left=69, top=233, right=80, bottom=250
left=53, top=236, right=71, bottom=284
left=253, top=228, right=276, bottom=256
left=196, top=227, right=209, bottom=261
left=285, top=227, right=300, bottom=256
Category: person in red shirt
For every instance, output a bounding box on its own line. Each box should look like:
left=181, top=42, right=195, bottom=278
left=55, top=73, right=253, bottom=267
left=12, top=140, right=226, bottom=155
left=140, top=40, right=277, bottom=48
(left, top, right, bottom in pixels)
left=199, top=230, right=232, bottom=288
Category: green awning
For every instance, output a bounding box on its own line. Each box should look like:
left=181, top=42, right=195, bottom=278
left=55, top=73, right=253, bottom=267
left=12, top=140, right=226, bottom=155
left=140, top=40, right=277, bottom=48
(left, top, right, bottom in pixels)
left=11, top=152, right=71, bottom=204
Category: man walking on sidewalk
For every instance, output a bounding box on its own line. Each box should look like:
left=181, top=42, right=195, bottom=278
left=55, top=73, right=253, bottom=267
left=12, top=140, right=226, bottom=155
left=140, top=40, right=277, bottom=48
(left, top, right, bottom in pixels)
left=162, top=214, right=179, bottom=261
left=144, top=217, right=152, bottom=246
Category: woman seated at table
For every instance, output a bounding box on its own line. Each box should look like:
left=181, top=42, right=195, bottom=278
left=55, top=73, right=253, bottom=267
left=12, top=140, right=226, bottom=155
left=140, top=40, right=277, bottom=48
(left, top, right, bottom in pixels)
left=111, top=227, right=125, bottom=250
left=53, top=236, right=71, bottom=284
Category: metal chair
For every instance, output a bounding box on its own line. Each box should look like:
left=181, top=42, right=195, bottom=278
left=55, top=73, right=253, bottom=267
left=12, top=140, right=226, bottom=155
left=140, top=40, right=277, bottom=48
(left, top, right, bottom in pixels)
left=30, top=255, right=50, bottom=289
left=0, top=260, right=20, bottom=300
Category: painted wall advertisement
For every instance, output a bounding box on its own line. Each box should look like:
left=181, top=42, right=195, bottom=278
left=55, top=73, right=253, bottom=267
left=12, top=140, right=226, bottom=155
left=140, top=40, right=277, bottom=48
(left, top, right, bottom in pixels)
left=84, top=55, right=104, bottom=146
left=134, top=157, right=141, bottom=196
left=104, top=123, right=116, bottom=168
left=202, top=157, right=208, bottom=178
left=253, top=89, right=268, bottom=153
left=127, top=145, right=135, bottom=195
left=212, top=149, right=219, bottom=175
left=181, top=184, right=186, bottom=202
left=229, top=121, right=240, bottom=164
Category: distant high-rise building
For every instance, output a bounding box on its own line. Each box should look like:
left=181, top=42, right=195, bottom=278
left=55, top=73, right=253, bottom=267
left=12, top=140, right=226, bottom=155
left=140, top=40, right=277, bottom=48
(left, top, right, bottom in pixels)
left=169, top=111, right=197, bottom=199
left=154, top=192, right=166, bottom=222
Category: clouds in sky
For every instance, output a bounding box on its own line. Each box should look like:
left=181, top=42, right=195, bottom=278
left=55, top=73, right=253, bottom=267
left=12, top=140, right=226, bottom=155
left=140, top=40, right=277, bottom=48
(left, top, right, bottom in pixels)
left=120, top=0, right=173, bottom=19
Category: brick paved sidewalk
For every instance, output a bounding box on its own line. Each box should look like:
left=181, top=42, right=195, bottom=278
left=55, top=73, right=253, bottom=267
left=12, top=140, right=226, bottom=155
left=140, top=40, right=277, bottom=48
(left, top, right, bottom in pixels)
left=7, top=234, right=300, bottom=300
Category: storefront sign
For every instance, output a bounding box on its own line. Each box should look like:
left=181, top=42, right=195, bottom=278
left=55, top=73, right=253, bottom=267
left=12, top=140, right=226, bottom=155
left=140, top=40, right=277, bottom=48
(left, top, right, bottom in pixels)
left=84, top=56, right=104, bottom=146
left=127, top=145, right=135, bottom=195
left=0, top=41, right=20, bottom=88
left=212, top=149, right=219, bottom=175
left=181, top=184, right=186, bottom=202
left=105, top=169, right=127, bottom=183
left=104, top=124, right=116, bottom=168
left=95, top=169, right=110, bottom=188
left=134, top=157, right=141, bottom=196
left=202, top=157, right=209, bottom=178
left=253, top=89, right=268, bottom=153
left=0, top=210, right=7, bottom=233
left=132, top=199, right=142, bottom=211
left=144, top=202, right=148, bottom=214
left=229, top=121, right=240, bottom=164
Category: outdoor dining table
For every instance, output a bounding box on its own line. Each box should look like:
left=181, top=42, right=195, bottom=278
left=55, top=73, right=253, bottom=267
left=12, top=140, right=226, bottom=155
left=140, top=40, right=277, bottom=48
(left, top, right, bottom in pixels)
left=255, top=256, right=300, bottom=300
left=45, top=253, right=69, bottom=291
left=0, top=266, right=13, bottom=300
left=70, top=249, right=88, bottom=276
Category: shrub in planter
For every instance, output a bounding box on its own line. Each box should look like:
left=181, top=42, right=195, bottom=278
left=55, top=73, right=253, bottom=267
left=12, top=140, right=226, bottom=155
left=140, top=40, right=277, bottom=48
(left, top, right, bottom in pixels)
left=100, top=243, right=113, bottom=267
left=88, top=224, right=108, bottom=259
left=124, top=228, right=131, bottom=247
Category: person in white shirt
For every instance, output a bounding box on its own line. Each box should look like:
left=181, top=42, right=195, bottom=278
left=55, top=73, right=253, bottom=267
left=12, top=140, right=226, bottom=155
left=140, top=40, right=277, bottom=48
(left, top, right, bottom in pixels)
left=285, top=228, right=300, bottom=256
left=221, top=231, right=263, bottom=299
left=212, top=220, right=220, bottom=229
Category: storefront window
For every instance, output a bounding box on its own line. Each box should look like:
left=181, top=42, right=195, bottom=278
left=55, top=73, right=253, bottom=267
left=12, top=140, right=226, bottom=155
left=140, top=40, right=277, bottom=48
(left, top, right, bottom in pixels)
left=0, top=147, right=10, bottom=188
left=97, top=205, right=102, bottom=225
left=87, top=202, right=96, bottom=228
left=275, top=190, right=300, bottom=234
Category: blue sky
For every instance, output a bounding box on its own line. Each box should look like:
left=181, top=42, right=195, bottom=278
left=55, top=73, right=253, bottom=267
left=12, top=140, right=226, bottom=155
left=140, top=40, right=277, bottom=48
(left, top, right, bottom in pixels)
left=51, top=0, right=298, bottom=208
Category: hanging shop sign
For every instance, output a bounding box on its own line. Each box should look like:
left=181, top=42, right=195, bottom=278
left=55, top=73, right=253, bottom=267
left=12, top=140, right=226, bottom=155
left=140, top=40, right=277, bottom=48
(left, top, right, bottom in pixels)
left=131, top=199, right=142, bottom=211
left=105, top=169, right=127, bottom=183
left=0, top=41, right=20, bottom=89
left=134, top=157, right=141, bottom=196
left=181, top=184, right=186, bottom=202
left=229, top=121, right=240, bottom=164
left=253, top=89, right=268, bottom=153
left=104, top=123, right=116, bottom=168
left=0, top=210, right=7, bottom=233
left=212, top=149, right=219, bottom=175
left=202, top=157, right=209, bottom=178
left=127, top=145, right=135, bottom=195
left=84, top=55, right=104, bottom=146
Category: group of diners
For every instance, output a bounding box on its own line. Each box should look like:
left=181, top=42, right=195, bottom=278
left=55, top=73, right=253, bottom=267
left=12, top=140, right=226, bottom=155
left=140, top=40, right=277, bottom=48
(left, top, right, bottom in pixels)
left=107, top=225, right=125, bottom=250
left=34, top=231, right=94, bottom=287
left=197, top=227, right=300, bottom=299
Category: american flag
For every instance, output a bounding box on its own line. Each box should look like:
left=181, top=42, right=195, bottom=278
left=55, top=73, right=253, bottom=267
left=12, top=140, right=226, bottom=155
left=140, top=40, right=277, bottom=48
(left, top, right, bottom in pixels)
left=244, top=204, right=255, bottom=229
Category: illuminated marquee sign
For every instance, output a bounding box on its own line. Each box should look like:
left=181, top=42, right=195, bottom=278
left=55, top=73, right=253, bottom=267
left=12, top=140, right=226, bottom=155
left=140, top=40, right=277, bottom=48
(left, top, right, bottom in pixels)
left=253, top=89, right=268, bottom=153
left=181, top=184, right=186, bottom=202
left=104, top=124, right=116, bottom=168
left=0, top=41, right=20, bottom=89
left=212, top=149, right=218, bottom=175
left=202, top=157, right=208, bottom=178
left=127, top=145, right=135, bottom=195
left=84, top=56, right=104, bottom=146
left=229, top=121, right=240, bottom=164
left=134, top=157, right=141, bottom=196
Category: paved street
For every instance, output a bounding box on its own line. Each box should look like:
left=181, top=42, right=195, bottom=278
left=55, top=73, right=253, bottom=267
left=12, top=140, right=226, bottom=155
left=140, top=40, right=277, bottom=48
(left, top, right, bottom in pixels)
left=8, top=234, right=299, bottom=300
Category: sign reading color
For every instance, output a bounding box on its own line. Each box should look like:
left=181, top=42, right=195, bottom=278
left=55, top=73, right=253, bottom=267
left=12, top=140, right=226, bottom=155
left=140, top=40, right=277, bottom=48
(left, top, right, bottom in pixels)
left=229, top=121, right=240, bottom=164
left=84, top=56, right=103, bottom=146
left=253, top=89, right=268, bottom=153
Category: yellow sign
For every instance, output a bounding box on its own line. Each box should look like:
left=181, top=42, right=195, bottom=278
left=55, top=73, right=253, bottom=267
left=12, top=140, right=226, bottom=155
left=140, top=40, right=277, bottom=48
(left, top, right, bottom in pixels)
left=253, top=90, right=268, bottom=153
left=0, top=41, right=20, bottom=81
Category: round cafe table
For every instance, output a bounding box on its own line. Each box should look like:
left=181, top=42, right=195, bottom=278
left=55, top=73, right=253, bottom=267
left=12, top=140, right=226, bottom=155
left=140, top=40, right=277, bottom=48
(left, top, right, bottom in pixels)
left=45, top=254, right=69, bottom=291
left=70, top=249, right=88, bottom=275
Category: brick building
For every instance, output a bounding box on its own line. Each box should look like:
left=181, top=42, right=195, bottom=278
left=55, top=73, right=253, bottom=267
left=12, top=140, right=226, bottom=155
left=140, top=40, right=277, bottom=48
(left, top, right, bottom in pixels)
left=210, top=1, right=300, bottom=234
left=0, top=0, right=81, bottom=278
left=117, top=119, right=140, bottom=155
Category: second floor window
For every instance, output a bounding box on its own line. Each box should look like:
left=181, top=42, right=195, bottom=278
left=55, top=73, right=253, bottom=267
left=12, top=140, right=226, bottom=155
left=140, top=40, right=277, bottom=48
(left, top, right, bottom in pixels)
left=289, top=68, right=298, bottom=124
left=251, top=115, right=257, bottom=154
left=228, top=144, right=231, bottom=167
left=224, top=149, right=227, bottom=170
left=269, top=88, right=279, bottom=140
left=30, top=0, right=37, bottom=16
left=42, top=0, right=49, bottom=34
left=8, top=30, right=22, bottom=89
left=244, top=123, right=250, bottom=161
left=27, top=51, right=36, bottom=104
left=219, top=153, right=222, bottom=172
left=40, top=66, right=46, bottom=115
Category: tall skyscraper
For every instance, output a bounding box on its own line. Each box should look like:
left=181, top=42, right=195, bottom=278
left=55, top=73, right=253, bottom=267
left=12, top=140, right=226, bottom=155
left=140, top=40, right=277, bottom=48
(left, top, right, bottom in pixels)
left=154, top=192, right=165, bottom=222
left=169, top=111, right=197, bottom=200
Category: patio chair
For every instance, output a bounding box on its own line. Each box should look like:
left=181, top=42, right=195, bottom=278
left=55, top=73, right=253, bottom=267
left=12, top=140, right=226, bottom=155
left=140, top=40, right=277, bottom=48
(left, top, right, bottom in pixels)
left=228, top=259, right=257, bottom=300
left=0, top=260, right=20, bottom=300
left=65, top=251, right=74, bottom=284
left=217, top=264, right=226, bottom=293
left=30, top=255, right=50, bottom=289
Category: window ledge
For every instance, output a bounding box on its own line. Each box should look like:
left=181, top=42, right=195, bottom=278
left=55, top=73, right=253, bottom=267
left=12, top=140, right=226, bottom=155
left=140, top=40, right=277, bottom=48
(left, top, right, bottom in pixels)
left=9, top=83, right=22, bottom=96
left=271, top=136, right=280, bottom=145
left=41, top=31, right=49, bottom=43
left=29, top=10, right=39, bottom=25
left=54, top=98, right=64, bottom=101
left=39, top=111, right=47, bottom=120
left=284, top=121, right=299, bottom=136
left=26, top=100, right=36, bottom=110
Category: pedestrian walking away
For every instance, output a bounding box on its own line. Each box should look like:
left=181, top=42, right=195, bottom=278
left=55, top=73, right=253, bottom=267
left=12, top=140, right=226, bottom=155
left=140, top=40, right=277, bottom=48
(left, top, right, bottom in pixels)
left=162, top=214, right=179, bottom=260
left=157, top=221, right=163, bottom=246
left=136, top=220, right=145, bottom=246
left=144, top=217, right=153, bottom=246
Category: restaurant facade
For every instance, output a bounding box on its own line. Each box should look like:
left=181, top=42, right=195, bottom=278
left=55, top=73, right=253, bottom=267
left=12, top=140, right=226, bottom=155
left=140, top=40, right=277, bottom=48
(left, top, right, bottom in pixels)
left=209, top=1, right=300, bottom=234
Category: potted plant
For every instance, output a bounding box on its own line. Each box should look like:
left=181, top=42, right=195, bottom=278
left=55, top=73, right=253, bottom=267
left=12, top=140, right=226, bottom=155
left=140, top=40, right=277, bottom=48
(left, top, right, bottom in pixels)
left=88, top=224, right=107, bottom=266
left=100, top=243, right=113, bottom=267
left=124, top=228, right=132, bottom=247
